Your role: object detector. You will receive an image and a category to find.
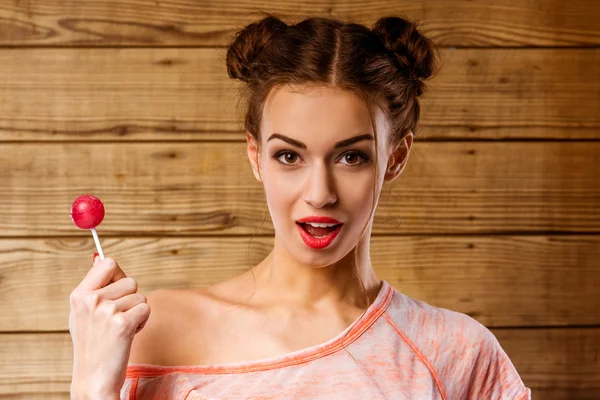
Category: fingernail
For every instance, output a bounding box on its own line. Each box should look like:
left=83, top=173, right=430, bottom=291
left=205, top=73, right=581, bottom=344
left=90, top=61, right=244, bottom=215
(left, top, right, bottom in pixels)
left=92, top=252, right=99, bottom=264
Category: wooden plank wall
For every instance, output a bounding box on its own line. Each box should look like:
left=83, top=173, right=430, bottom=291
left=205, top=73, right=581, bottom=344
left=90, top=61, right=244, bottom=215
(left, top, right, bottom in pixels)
left=0, top=1, right=599, bottom=399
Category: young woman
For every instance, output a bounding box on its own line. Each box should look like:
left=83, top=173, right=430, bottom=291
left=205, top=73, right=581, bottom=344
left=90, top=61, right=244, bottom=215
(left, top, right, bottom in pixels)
left=69, top=13, right=531, bottom=400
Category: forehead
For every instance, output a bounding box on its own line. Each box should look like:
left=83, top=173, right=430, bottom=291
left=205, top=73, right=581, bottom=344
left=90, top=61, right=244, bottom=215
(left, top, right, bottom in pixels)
left=261, top=84, right=388, bottom=144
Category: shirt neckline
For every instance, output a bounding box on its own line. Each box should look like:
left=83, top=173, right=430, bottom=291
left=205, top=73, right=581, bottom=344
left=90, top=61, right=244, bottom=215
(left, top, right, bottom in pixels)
left=127, top=280, right=394, bottom=377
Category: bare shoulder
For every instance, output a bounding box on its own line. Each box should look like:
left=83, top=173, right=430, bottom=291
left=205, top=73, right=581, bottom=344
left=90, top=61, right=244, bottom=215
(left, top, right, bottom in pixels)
left=128, top=289, right=169, bottom=365
left=127, top=270, right=258, bottom=366
left=128, top=288, right=199, bottom=365
left=128, top=286, right=227, bottom=366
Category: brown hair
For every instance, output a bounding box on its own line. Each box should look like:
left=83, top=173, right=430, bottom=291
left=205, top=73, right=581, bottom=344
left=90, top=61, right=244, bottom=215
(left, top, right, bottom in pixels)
left=225, top=11, right=438, bottom=361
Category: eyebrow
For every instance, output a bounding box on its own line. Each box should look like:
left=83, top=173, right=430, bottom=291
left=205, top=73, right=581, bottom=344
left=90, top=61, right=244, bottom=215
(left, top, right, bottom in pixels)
left=267, top=133, right=374, bottom=149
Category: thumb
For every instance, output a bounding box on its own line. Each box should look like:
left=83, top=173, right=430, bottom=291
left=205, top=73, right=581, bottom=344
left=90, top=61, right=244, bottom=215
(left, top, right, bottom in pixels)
left=92, top=252, right=100, bottom=266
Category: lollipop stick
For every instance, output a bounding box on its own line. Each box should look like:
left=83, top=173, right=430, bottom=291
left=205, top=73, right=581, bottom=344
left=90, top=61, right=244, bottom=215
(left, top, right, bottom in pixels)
left=90, top=228, right=105, bottom=260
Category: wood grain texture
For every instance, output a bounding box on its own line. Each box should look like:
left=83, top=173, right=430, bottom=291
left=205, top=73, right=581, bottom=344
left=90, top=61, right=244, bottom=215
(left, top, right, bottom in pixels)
left=1, top=328, right=598, bottom=399
left=0, top=0, right=598, bottom=47
left=1, top=142, right=598, bottom=236
left=418, top=126, right=600, bottom=141
left=0, top=333, right=72, bottom=397
left=0, top=1, right=597, bottom=399
left=1, top=235, right=598, bottom=331
left=493, top=327, right=600, bottom=400
left=0, top=48, right=598, bottom=141
left=0, top=394, right=67, bottom=400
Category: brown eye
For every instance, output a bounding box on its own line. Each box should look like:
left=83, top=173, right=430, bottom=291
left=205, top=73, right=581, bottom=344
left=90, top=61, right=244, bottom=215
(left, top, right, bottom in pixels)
left=341, top=151, right=369, bottom=166
left=284, top=153, right=298, bottom=163
left=273, top=150, right=369, bottom=167
left=344, top=153, right=359, bottom=165
left=274, top=151, right=300, bottom=165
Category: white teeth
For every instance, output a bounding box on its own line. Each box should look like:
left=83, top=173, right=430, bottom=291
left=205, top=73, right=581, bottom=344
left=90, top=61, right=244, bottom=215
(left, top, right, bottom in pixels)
left=305, top=222, right=339, bottom=228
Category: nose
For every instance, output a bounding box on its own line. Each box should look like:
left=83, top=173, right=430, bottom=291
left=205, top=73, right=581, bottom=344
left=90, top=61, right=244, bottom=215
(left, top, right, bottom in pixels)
left=302, top=161, right=337, bottom=208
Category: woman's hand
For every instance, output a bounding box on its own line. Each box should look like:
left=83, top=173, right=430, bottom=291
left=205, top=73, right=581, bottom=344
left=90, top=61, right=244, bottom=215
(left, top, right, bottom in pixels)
left=69, top=256, right=151, bottom=399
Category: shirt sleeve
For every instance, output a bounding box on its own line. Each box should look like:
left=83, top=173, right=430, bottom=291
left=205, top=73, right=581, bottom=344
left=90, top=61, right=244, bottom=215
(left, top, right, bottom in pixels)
left=386, top=293, right=532, bottom=400
left=458, top=323, right=532, bottom=400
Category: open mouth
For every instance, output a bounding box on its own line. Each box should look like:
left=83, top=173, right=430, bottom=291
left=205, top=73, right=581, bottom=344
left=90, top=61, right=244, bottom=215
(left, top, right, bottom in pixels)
left=297, top=222, right=342, bottom=238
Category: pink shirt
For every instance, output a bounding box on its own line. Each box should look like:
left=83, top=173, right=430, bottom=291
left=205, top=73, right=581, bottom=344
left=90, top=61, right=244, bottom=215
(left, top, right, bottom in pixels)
left=121, top=280, right=531, bottom=399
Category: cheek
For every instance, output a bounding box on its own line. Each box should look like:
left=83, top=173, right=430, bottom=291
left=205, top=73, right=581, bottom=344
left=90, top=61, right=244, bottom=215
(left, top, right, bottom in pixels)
left=262, top=168, right=296, bottom=195
left=261, top=171, right=298, bottom=218
left=341, top=174, right=375, bottom=210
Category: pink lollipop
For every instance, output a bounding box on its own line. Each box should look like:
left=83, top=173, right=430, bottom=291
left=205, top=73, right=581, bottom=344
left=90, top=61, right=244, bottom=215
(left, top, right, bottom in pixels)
left=70, top=195, right=106, bottom=260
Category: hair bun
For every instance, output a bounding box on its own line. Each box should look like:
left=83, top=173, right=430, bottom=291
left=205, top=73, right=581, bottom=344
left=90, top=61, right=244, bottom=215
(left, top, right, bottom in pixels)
left=372, top=17, right=438, bottom=96
left=226, top=15, right=288, bottom=82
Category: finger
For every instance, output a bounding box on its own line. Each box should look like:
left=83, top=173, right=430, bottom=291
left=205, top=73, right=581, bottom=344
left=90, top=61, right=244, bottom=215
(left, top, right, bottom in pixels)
left=123, top=302, right=151, bottom=333
left=96, top=277, right=138, bottom=301
left=114, top=292, right=147, bottom=313
left=80, top=257, right=127, bottom=291
left=135, top=316, right=149, bottom=334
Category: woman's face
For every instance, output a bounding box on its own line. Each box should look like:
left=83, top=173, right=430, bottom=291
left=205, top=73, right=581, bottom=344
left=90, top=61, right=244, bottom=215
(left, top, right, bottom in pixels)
left=247, top=84, right=411, bottom=268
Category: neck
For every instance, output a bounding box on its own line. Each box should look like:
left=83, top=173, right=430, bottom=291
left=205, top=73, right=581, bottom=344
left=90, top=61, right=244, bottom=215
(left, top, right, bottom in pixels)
left=250, top=233, right=381, bottom=309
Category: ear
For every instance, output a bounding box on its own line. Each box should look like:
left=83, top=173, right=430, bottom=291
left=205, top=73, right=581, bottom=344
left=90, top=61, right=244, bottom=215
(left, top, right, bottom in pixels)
left=384, top=130, right=413, bottom=182
left=246, top=131, right=262, bottom=183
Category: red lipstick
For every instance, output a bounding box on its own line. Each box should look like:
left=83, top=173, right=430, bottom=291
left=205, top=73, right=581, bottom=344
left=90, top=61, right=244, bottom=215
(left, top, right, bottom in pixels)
left=295, top=216, right=344, bottom=249
left=296, top=216, right=342, bottom=224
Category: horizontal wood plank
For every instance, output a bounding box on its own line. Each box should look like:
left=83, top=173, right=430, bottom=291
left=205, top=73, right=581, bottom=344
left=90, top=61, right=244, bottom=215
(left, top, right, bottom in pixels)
left=493, top=327, right=600, bottom=400
left=0, top=394, right=67, bottom=400
left=418, top=126, right=600, bottom=141
left=0, top=1, right=598, bottom=47
left=0, top=49, right=598, bottom=142
left=4, top=126, right=600, bottom=143
left=1, top=235, right=598, bottom=331
left=1, top=328, right=598, bottom=399
left=0, top=142, right=598, bottom=235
